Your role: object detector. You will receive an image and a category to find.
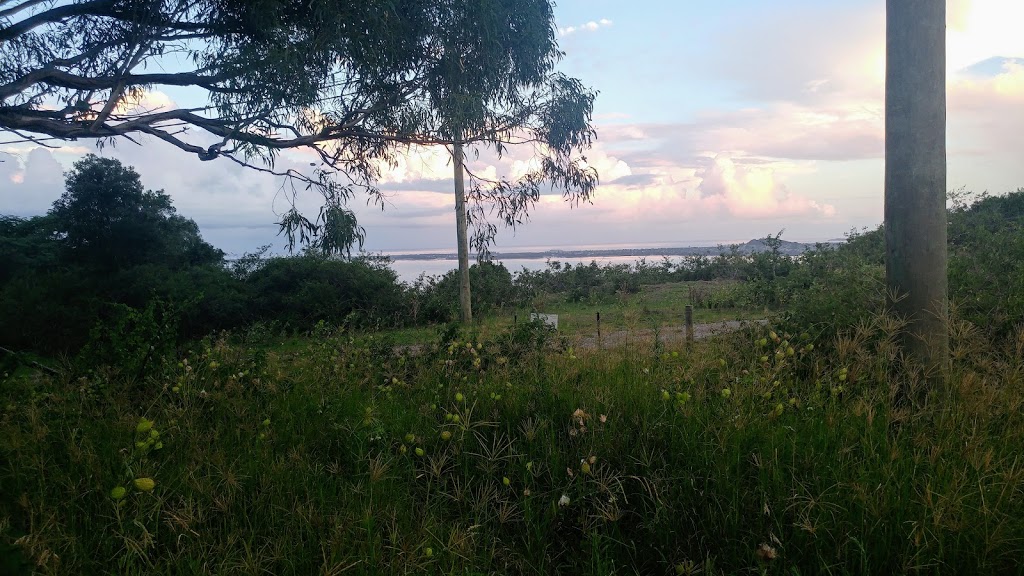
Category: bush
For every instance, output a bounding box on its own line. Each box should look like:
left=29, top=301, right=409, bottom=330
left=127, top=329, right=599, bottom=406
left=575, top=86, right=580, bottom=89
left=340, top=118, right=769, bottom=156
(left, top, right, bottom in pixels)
left=0, top=266, right=100, bottom=352
left=772, top=229, right=885, bottom=340
left=948, top=189, right=1024, bottom=337
left=516, top=260, right=642, bottom=304
left=413, top=261, right=528, bottom=323
left=246, top=254, right=408, bottom=331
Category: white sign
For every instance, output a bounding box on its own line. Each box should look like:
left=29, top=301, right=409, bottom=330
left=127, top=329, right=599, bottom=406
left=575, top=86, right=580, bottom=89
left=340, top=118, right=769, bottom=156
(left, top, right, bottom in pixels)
left=530, top=313, right=558, bottom=329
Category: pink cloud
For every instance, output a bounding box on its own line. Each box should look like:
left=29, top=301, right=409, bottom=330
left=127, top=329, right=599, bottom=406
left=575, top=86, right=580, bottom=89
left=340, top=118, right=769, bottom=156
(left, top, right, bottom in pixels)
left=696, top=155, right=835, bottom=219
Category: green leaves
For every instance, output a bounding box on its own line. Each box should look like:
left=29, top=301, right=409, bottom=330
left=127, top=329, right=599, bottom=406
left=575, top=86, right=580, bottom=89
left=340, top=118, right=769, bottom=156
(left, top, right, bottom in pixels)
left=50, top=155, right=223, bottom=270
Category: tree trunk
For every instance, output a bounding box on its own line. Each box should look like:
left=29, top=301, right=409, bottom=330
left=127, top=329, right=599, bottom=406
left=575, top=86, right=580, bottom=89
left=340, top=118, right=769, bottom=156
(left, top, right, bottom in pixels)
left=885, top=0, right=948, bottom=377
left=453, top=142, right=473, bottom=324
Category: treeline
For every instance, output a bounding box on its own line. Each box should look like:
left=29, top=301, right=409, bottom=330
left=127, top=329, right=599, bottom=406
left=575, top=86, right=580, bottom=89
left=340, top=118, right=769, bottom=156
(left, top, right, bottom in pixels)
left=0, top=156, right=411, bottom=355
left=0, top=155, right=781, bottom=356
left=379, top=187, right=1024, bottom=341
left=4, top=154, right=1023, bottom=357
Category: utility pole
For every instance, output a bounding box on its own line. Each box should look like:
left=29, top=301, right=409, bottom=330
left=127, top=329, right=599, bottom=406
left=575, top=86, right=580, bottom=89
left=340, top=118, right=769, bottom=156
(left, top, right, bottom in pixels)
left=885, top=0, right=948, bottom=377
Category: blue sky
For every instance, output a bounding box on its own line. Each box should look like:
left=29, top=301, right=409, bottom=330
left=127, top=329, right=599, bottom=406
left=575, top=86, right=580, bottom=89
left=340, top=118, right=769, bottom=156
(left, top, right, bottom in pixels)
left=3, top=0, right=1024, bottom=256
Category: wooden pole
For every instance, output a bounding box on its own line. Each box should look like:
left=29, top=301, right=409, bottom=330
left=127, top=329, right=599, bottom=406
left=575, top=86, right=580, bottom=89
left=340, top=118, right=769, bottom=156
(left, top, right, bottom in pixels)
left=684, top=305, right=694, bottom=344
left=596, top=311, right=602, bottom=348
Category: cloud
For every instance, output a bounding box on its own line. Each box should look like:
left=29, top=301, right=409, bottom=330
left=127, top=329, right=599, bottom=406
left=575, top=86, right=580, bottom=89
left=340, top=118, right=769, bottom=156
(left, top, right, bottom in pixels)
left=1, top=147, right=65, bottom=216
left=559, top=18, right=612, bottom=37
left=113, top=90, right=176, bottom=115
left=695, top=154, right=835, bottom=219
left=598, top=101, right=884, bottom=169
left=945, top=59, right=1024, bottom=190
left=375, top=144, right=453, bottom=184
left=947, top=0, right=1024, bottom=71
left=608, top=173, right=656, bottom=188
left=702, top=3, right=884, bottom=104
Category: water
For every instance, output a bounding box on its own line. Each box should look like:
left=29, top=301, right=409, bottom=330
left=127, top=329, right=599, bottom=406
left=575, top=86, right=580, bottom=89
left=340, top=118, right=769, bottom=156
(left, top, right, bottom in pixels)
left=388, top=254, right=691, bottom=283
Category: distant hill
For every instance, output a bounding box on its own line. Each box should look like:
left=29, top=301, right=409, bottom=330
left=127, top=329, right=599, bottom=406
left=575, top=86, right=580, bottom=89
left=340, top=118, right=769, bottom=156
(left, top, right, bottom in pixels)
left=386, top=238, right=838, bottom=261
left=736, top=238, right=826, bottom=255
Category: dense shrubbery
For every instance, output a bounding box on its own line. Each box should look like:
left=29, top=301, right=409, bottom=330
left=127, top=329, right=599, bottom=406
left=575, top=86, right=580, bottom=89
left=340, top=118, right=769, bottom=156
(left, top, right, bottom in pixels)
left=412, top=261, right=528, bottom=323
left=246, top=254, right=408, bottom=330
left=947, top=189, right=1024, bottom=337
left=4, top=154, right=1023, bottom=365
left=0, top=157, right=412, bottom=356
left=517, top=260, right=643, bottom=303
left=773, top=188, right=1024, bottom=339
left=769, top=230, right=886, bottom=338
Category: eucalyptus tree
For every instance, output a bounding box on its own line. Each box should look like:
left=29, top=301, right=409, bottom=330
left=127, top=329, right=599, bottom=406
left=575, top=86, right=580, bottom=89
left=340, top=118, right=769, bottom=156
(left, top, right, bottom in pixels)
left=418, top=0, right=598, bottom=323
left=885, top=0, right=948, bottom=380
left=2, top=0, right=597, bottom=286
left=1, top=0, right=427, bottom=190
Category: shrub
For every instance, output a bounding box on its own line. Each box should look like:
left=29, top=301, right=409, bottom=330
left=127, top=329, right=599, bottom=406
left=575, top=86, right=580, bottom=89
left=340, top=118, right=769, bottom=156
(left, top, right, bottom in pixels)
left=246, top=254, right=408, bottom=331
left=413, top=261, right=528, bottom=323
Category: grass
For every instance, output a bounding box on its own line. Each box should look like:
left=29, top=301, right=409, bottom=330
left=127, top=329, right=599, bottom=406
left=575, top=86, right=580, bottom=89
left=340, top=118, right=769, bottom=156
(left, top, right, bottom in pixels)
left=2, top=311, right=1024, bottom=574
left=384, top=281, right=764, bottom=346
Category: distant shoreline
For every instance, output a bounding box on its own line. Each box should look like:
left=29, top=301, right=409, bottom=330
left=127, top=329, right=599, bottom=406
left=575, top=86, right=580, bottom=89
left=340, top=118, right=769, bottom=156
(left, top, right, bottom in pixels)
left=385, top=239, right=839, bottom=261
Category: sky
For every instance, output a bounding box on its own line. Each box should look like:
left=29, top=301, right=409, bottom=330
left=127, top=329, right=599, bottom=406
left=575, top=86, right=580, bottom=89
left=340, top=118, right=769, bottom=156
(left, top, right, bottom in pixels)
left=3, top=0, right=1024, bottom=257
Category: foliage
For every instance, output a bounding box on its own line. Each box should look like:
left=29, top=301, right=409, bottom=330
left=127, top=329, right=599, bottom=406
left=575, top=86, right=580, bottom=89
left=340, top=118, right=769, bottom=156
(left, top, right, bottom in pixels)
left=0, top=265, right=100, bottom=352
left=439, top=28, right=599, bottom=254
left=771, top=229, right=886, bottom=340
left=413, top=261, right=528, bottom=323
left=2, top=0, right=598, bottom=256
left=0, top=156, right=227, bottom=353
left=51, top=155, right=224, bottom=270
left=245, top=254, right=408, bottom=332
left=3, top=311, right=1024, bottom=574
left=108, top=264, right=252, bottom=340
left=229, top=244, right=271, bottom=280
left=76, top=298, right=188, bottom=382
left=277, top=202, right=365, bottom=258
left=518, top=260, right=642, bottom=304
left=742, top=232, right=795, bottom=307
left=947, top=188, right=1024, bottom=337
left=0, top=214, right=58, bottom=284
left=775, top=188, right=1024, bottom=340
left=0, top=0, right=442, bottom=183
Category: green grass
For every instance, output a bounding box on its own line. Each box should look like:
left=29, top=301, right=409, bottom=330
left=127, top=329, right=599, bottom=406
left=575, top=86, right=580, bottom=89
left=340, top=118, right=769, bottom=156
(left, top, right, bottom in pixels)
left=2, top=313, right=1024, bottom=574
left=382, top=281, right=764, bottom=346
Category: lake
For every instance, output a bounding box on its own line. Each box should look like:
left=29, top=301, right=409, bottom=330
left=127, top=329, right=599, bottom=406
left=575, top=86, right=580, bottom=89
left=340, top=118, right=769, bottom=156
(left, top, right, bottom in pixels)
left=387, top=254, right=696, bottom=283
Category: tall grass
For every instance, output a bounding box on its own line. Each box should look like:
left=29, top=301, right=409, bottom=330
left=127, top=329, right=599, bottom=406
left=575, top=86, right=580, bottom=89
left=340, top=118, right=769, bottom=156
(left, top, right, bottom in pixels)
left=2, top=313, right=1023, bottom=574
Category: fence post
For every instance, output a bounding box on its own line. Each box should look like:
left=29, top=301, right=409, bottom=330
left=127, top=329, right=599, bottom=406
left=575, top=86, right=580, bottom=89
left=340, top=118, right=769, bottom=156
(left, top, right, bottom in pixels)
left=596, top=311, right=602, bottom=348
left=685, top=305, right=694, bottom=344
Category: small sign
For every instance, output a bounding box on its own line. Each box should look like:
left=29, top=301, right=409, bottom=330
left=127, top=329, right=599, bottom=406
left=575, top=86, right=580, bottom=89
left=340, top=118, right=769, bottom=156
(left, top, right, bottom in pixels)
left=530, top=313, right=558, bottom=330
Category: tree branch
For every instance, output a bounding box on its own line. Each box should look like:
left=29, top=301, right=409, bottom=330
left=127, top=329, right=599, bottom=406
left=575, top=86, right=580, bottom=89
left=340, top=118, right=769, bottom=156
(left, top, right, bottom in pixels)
left=0, top=0, right=50, bottom=21
left=0, top=68, right=233, bottom=101
left=0, top=0, right=117, bottom=42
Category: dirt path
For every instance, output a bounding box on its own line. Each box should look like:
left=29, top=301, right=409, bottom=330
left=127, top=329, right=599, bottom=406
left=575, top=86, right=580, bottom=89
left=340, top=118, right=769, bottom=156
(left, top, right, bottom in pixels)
left=571, top=319, right=757, bottom=350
